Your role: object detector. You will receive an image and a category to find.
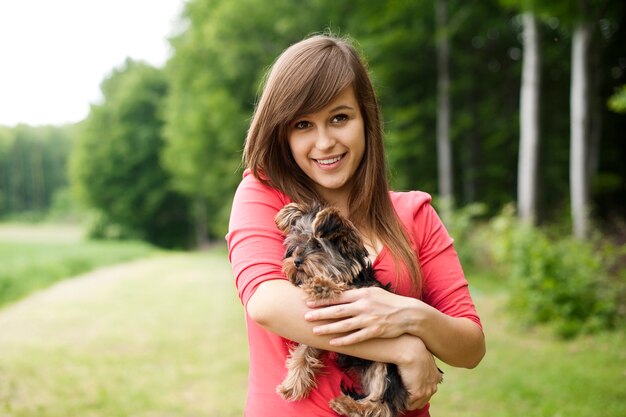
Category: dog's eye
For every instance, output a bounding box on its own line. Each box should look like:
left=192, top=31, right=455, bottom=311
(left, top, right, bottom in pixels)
left=285, top=248, right=294, bottom=258
left=312, top=239, right=322, bottom=250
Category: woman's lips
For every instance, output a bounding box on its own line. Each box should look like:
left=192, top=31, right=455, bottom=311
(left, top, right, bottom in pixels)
left=313, top=153, right=346, bottom=170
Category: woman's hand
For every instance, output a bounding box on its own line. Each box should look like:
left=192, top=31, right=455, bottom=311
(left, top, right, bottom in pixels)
left=304, top=287, right=421, bottom=346
left=396, top=336, right=443, bottom=410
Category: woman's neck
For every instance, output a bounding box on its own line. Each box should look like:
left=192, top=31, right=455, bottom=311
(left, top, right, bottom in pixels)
left=317, top=190, right=350, bottom=218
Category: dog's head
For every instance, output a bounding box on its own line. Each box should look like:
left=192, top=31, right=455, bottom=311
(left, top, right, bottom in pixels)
left=275, top=202, right=369, bottom=286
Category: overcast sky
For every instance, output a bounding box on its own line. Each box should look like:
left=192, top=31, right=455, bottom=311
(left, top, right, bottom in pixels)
left=0, top=0, right=185, bottom=127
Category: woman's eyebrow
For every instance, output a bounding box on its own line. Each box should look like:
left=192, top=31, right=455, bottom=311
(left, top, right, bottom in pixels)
left=293, top=104, right=355, bottom=120
left=329, top=104, right=355, bottom=112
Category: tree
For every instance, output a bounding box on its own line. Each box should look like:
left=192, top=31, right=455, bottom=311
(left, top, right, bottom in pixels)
left=436, top=0, right=454, bottom=212
left=0, top=124, right=73, bottom=218
left=567, top=0, right=621, bottom=238
left=517, top=11, right=541, bottom=224
left=163, top=0, right=350, bottom=241
left=70, top=59, right=193, bottom=248
left=570, top=13, right=592, bottom=239
left=158, top=0, right=625, bottom=230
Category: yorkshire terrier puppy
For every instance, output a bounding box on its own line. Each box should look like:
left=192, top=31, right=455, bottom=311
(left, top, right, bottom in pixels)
left=274, top=202, right=410, bottom=417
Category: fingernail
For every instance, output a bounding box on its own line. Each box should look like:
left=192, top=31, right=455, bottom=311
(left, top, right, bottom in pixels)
left=312, top=327, right=320, bottom=334
left=304, top=312, right=313, bottom=320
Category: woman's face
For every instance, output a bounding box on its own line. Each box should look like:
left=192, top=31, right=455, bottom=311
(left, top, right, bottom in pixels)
left=287, top=86, right=365, bottom=205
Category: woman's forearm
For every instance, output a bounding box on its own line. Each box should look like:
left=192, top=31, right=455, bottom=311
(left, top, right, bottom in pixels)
left=404, top=298, right=485, bottom=368
left=247, top=279, right=421, bottom=365
left=292, top=285, right=485, bottom=369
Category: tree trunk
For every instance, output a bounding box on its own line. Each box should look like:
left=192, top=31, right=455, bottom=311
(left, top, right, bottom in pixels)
left=436, top=0, right=453, bottom=210
left=588, top=33, right=602, bottom=186
left=193, top=196, right=209, bottom=248
left=517, top=12, right=540, bottom=224
left=570, top=20, right=592, bottom=239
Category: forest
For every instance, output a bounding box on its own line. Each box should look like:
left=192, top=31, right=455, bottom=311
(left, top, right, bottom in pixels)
left=1, top=0, right=625, bottom=335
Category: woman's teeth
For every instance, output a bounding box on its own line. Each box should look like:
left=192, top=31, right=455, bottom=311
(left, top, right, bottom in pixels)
left=317, top=155, right=342, bottom=165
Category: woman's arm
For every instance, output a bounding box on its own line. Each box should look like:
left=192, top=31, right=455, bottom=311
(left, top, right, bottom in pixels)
left=247, top=279, right=443, bottom=410
left=304, top=287, right=485, bottom=368
left=247, top=279, right=414, bottom=364
left=299, top=194, right=485, bottom=369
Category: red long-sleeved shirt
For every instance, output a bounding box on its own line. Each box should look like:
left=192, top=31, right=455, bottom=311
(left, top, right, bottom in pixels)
left=226, top=170, right=481, bottom=417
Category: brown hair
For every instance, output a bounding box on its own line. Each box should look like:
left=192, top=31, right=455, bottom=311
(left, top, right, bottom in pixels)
left=243, top=34, right=421, bottom=291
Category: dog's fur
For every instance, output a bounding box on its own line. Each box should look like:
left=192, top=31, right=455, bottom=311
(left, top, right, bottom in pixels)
left=274, top=202, right=410, bottom=417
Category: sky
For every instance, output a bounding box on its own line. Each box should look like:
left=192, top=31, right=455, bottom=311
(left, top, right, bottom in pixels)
left=0, top=0, right=186, bottom=127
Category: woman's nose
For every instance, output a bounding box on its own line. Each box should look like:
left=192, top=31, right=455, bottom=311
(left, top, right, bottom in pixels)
left=315, top=127, right=336, bottom=150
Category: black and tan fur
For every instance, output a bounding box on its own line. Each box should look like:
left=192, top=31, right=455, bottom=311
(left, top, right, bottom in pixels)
left=275, top=202, right=410, bottom=417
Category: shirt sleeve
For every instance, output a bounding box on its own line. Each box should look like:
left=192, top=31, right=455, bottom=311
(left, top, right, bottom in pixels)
left=226, top=172, right=290, bottom=307
left=408, top=192, right=482, bottom=330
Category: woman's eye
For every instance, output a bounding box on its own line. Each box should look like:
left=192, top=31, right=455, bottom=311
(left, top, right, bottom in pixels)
left=331, top=114, right=349, bottom=123
left=293, top=120, right=310, bottom=130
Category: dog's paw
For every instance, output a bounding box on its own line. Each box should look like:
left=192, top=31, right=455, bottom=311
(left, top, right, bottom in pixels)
left=276, top=381, right=311, bottom=401
left=304, top=276, right=347, bottom=300
left=329, top=395, right=363, bottom=417
left=330, top=395, right=395, bottom=417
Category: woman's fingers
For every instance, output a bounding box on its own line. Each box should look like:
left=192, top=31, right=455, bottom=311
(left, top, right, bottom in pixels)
left=306, top=288, right=364, bottom=308
left=310, top=316, right=359, bottom=334
left=305, top=303, right=354, bottom=321
left=304, top=286, right=412, bottom=343
left=396, top=337, right=442, bottom=411
left=405, top=381, right=438, bottom=410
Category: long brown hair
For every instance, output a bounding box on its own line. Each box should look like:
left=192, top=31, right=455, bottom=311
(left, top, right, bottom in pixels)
left=244, top=34, right=421, bottom=291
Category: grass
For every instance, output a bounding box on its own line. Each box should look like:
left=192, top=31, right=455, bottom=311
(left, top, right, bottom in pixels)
left=432, top=288, right=626, bottom=416
left=0, top=223, right=159, bottom=307
left=0, top=251, right=248, bottom=417
left=0, top=226, right=624, bottom=416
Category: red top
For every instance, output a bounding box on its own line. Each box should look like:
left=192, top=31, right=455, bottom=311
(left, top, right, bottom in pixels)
left=226, top=170, right=482, bottom=417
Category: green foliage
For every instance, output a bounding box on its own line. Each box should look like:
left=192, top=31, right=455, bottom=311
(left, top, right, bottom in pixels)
left=69, top=60, right=193, bottom=248
left=608, top=85, right=626, bottom=113
left=485, top=207, right=623, bottom=337
left=157, top=0, right=626, bottom=237
left=436, top=199, right=488, bottom=269
left=162, top=0, right=350, bottom=238
left=0, top=124, right=74, bottom=219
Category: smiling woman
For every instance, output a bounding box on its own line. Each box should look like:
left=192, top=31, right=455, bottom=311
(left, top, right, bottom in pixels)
left=227, top=34, right=485, bottom=417
left=0, top=0, right=184, bottom=126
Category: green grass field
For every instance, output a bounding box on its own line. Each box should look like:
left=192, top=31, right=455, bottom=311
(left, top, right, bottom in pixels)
left=0, top=224, right=624, bottom=416
left=0, top=223, right=159, bottom=308
left=0, top=251, right=248, bottom=417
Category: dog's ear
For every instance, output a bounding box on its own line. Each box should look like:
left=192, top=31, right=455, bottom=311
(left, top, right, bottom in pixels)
left=312, top=207, right=354, bottom=242
left=275, top=203, right=308, bottom=234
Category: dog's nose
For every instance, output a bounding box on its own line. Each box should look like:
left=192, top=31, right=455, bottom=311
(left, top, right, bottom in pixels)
left=294, top=257, right=303, bottom=268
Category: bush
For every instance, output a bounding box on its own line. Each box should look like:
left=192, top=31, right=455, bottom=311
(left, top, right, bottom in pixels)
left=485, top=207, right=624, bottom=338
left=437, top=200, right=488, bottom=271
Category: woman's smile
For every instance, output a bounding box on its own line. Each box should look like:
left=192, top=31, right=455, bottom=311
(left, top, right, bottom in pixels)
left=313, top=153, right=347, bottom=170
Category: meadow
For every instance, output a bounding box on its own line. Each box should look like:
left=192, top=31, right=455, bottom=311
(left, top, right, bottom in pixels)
left=0, top=224, right=624, bottom=416
left=0, top=223, right=159, bottom=308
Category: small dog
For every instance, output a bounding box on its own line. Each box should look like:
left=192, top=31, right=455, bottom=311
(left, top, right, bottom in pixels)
left=274, top=202, right=410, bottom=417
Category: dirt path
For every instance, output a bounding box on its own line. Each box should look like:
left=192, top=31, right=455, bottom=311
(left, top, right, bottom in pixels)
left=0, top=255, right=177, bottom=344
left=0, top=250, right=249, bottom=417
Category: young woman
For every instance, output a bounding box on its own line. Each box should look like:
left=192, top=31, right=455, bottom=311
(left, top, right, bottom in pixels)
left=227, top=34, right=485, bottom=417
